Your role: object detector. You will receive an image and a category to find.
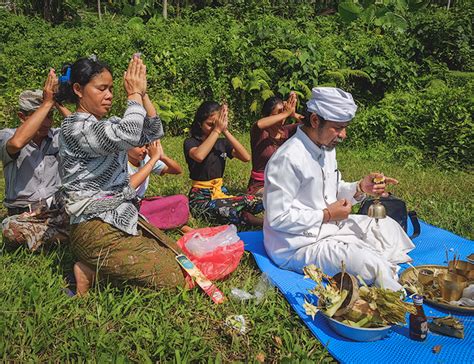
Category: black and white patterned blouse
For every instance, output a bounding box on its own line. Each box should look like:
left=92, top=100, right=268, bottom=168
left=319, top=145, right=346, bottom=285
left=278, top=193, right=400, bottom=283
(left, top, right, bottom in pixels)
left=59, top=101, right=163, bottom=235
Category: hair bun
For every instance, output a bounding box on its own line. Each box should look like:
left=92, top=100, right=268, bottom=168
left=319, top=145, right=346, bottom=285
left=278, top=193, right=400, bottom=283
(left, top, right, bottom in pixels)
left=58, top=66, right=71, bottom=85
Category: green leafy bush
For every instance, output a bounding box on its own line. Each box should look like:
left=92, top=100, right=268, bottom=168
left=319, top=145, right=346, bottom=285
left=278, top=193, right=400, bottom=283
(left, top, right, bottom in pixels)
left=351, top=83, right=474, bottom=169
left=0, top=4, right=472, bottom=169
left=410, top=7, right=474, bottom=71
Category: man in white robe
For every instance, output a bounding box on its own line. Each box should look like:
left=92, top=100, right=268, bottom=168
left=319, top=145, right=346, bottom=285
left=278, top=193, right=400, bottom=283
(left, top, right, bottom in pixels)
left=263, top=87, right=414, bottom=291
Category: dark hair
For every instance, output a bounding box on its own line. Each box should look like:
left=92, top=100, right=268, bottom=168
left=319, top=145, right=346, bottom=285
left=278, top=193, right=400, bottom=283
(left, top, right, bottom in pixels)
left=303, top=108, right=327, bottom=129
left=55, top=57, right=112, bottom=104
left=190, top=101, right=221, bottom=138
left=261, top=96, right=283, bottom=117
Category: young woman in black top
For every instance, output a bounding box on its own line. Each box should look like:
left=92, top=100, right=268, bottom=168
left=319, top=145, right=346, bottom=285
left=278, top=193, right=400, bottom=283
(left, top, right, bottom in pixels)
left=183, top=101, right=263, bottom=226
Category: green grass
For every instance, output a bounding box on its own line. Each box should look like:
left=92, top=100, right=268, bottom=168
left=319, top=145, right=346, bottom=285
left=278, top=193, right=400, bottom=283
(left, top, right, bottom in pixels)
left=0, top=133, right=472, bottom=362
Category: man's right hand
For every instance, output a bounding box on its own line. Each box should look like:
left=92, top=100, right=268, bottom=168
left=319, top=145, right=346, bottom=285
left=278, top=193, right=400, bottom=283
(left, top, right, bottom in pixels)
left=326, top=199, right=352, bottom=221
left=43, top=68, right=58, bottom=106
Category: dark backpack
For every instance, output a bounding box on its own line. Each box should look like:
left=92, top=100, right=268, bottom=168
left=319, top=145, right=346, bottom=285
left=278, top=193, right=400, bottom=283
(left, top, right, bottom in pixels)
left=358, top=194, right=420, bottom=239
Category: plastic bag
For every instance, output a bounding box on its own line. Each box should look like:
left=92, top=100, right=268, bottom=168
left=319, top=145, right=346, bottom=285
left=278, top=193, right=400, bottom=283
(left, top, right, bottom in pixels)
left=177, top=225, right=244, bottom=281
left=230, top=273, right=273, bottom=303
left=186, top=225, right=239, bottom=257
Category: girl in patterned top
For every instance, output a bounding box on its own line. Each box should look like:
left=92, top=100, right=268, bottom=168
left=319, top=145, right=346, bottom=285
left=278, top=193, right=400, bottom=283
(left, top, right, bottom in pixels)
left=57, top=55, right=189, bottom=295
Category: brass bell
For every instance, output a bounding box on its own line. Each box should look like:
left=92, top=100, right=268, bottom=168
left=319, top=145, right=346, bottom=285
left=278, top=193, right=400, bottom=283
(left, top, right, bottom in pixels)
left=367, top=198, right=386, bottom=222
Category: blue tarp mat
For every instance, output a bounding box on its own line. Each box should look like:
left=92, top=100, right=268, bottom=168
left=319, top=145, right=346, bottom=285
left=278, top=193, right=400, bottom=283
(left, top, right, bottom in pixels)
left=239, top=220, right=473, bottom=364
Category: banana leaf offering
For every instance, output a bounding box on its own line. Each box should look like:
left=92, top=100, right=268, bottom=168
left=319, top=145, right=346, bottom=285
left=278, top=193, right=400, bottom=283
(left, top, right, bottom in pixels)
left=429, top=316, right=464, bottom=339
left=303, top=265, right=416, bottom=328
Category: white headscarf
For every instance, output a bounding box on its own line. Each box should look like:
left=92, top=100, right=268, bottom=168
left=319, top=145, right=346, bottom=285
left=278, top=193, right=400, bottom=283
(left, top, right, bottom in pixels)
left=306, top=87, right=357, bottom=122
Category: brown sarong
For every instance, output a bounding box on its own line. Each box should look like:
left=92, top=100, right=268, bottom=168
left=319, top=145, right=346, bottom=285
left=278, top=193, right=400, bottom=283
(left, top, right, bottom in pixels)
left=70, top=218, right=185, bottom=289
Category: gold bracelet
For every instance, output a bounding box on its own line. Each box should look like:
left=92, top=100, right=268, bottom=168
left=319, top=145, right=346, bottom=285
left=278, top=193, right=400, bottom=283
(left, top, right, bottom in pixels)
left=127, top=91, right=145, bottom=97
left=323, top=208, right=331, bottom=222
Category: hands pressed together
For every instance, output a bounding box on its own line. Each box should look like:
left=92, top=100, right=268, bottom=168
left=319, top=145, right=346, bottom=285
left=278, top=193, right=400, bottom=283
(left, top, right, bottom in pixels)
left=147, top=140, right=164, bottom=161
left=283, top=92, right=297, bottom=116
left=214, top=103, right=229, bottom=134
left=124, top=55, right=147, bottom=98
left=43, top=68, right=58, bottom=105
left=283, top=92, right=304, bottom=122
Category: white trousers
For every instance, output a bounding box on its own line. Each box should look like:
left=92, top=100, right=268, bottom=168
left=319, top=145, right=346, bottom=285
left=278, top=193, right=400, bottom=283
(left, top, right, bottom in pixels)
left=287, top=215, right=415, bottom=291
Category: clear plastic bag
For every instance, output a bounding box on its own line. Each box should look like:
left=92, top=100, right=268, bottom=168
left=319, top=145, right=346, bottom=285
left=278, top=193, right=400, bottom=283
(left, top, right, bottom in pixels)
left=230, top=273, right=273, bottom=303
left=186, top=224, right=239, bottom=257
left=225, top=315, right=248, bottom=334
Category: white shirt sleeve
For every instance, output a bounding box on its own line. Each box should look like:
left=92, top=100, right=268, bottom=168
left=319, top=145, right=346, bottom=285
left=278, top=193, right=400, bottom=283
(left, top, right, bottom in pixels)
left=337, top=177, right=359, bottom=205
left=151, top=160, right=166, bottom=175
left=264, top=152, right=324, bottom=236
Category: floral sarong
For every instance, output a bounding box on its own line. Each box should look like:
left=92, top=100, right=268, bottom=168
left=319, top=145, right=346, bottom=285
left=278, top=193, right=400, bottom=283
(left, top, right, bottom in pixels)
left=188, top=184, right=263, bottom=226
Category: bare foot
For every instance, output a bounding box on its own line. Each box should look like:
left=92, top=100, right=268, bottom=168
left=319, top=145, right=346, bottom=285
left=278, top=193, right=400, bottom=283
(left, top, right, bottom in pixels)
left=180, top=225, right=194, bottom=234
left=74, top=262, right=95, bottom=296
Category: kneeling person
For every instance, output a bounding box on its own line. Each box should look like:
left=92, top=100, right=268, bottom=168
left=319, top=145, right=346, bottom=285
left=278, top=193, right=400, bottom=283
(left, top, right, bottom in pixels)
left=1, top=70, right=69, bottom=251
left=263, top=87, right=414, bottom=291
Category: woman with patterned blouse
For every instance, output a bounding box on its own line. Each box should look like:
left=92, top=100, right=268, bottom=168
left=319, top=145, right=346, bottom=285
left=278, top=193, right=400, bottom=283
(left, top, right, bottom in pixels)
left=56, top=56, right=188, bottom=295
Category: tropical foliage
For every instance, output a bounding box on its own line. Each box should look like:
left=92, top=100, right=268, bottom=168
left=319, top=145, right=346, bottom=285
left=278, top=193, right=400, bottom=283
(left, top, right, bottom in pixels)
left=0, top=2, right=472, bottom=170
left=0, top=2, right=473, bottom=361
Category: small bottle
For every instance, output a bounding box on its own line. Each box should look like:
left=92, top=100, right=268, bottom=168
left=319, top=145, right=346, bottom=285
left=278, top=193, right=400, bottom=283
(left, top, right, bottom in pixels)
left=409, top=295, right=428, bottom=341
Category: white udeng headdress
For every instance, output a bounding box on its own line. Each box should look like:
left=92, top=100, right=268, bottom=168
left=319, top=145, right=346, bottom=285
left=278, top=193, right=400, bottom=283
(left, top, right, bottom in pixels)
left=306, top=87, right=357, bottom=122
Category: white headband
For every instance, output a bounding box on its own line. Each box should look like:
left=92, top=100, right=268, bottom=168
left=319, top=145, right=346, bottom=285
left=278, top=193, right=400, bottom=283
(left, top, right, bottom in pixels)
left=306, top=87, right=357, bottom=122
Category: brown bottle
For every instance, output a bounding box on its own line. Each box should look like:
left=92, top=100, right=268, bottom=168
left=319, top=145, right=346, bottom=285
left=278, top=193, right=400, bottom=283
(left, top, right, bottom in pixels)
left=409, top=295, right=428, bottom=341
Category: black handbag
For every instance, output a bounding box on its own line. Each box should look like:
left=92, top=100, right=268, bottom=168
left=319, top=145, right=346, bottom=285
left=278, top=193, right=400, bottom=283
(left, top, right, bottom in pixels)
left=358, top=194, right=420, bottom=239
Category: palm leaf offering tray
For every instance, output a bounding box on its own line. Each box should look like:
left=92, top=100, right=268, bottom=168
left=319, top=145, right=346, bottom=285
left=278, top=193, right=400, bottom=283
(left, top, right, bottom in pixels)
left=303, top=265, right=416, bottom=341
left=400, top=265, right=474, bottom=314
